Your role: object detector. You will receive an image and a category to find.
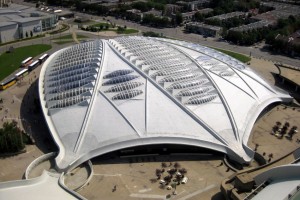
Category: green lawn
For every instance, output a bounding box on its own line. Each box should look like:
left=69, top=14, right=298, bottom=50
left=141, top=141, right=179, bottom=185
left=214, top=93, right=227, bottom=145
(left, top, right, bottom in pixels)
left=211, top=47, right=251, bottom=63
left=0, top=44, right=51, bottom=81
left=0, top=34, right=45, bottom=47
left=91, top=22, right=111, bottom=28
left=52, top=34, right=89, bottom=40
left=118, top=29, right=139, bottom=34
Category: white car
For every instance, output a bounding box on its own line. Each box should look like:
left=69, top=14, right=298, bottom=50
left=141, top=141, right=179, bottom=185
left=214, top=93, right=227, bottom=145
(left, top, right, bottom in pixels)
left=181, top=177, right=188, bottom=184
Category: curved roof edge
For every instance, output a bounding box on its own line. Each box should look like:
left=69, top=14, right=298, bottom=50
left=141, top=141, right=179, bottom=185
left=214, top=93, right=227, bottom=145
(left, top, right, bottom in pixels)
left=63, top=137, right=229, bottom=171
left=39, top=49, right=68, bottom=168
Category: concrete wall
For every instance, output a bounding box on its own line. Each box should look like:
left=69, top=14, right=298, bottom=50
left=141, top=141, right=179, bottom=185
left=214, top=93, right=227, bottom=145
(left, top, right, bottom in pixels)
left=254, top=165, right=300, bottom=185
left=25, top=152, right=57, bottom=179
left=0, top=24, right=18, bottom=43
left=19, top=20, right=42, bottom=39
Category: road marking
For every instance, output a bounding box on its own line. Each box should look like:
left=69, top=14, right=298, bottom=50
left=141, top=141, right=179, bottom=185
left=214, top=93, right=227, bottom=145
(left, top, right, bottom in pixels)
left=93, top=173, right=122, bottom=177
left=177, top=184, right=216, bottom=200
left=138, top=188, right=152, bottom=193
left=13, top=95, right=22, bottom=103
left=130, top=193, right=166, bottom=199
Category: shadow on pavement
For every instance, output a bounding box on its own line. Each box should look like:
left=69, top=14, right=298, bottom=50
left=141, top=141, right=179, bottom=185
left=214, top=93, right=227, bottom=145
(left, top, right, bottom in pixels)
left=20, top=78, right=57, bottom=154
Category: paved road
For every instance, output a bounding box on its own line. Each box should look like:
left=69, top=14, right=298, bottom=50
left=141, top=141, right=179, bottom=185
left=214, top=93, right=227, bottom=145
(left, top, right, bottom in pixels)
left=74, top=12, right=300, bottom=67
left=3, top=1, right=300, bottom=67
left=101, top=16, right=300, bottom=67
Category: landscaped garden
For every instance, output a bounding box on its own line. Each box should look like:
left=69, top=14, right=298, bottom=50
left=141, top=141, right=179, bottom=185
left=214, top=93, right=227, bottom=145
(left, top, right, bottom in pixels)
left=81, top=21, right=138, bottom=35
left=51, top=34, right=89, bottom=45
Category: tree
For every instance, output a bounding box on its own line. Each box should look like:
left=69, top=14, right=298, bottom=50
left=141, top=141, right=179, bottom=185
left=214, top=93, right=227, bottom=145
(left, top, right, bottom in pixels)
left=174, top=162, right=181, bottom=169
left=175, top=12, right=183, bottom=26
left=161, top=162, right=167, bottom=168
left=30, top=31, right=33, bottom=37
left=0, top=121, right=25, bottom=153
left=194, top=12, right=204, bottom=22
left=25, top=32, right=28, bottom=38
left=117, top=26, right=125, bottom=33
left=179, top=168, right=187, bottom=175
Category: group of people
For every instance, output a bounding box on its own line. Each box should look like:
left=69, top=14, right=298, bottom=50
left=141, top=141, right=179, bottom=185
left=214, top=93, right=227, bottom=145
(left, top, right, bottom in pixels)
left=271, top=121, right=298, bottom=140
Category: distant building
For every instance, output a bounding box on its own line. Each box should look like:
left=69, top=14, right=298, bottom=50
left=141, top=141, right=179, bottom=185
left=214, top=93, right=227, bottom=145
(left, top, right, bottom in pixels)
left=185, top=22, right=222, bottom=37
left=196, top=8, right=213, bottom=15
left=274, top=30, right=300, bottom=57
left=126, top=9, right=143, bottom=21
left=181, top=11, right=197, bottom=22
left=164, top=4, right=182, bottom=17
left=207, top=11, right=246, bottom=22
left=10, top=17, right=42, bottom=38
left=143, top=8, right=162, bottom=17
left=176, top=0, right=210, bottom=11
left=251, top=2, right=300, bottom=25
left=0, top=21, right=17, bottom=43
left=0, top=3, right=57, bottom=43
left=229, top=20, right=271, bottom=33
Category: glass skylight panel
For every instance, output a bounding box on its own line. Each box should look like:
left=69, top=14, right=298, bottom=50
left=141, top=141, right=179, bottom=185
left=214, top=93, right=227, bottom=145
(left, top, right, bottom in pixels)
left=48, top=72, right=95, bottom=87
left=50, top=63, right=93, bottom=74
left=166, top=78, right=208, bottom=90
left=104, top=82, right=143, bottom=93
left=176, top=86, right=214, bottom=97
left=219, top=71, right=235, bottom=77
left=103, top=69, right=134, bottom=79
left=209, top=65, right=229, bottom=71
left=102, top=75, right=139, bottom=86
left=50, top=96, right=90, bottom=109
left=112, top=90, right=143, bottom=100
left=150, top=65, right=197, bottom=78
left=158, top=71, right=202, bottom=84
left=49, top=79, right=93, bottom=94
left=49, top=87, right=92, bottom=101
left=145, top=62, right=186, bottom=71
left=49, top=67, right=92, bottom=79
left=185, top=93, right=217, bottom=105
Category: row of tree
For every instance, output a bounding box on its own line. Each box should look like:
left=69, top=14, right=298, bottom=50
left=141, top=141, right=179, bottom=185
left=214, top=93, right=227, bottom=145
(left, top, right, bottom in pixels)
left=224, top=26, right=269, bottom=46
left=209, top=0, right=260, bottom=15
left=222, top=16, right=300, bottom=49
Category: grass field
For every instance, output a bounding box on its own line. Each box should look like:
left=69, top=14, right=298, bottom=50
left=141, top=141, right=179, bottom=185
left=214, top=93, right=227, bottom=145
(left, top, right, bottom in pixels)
left=0, top=44, right=51, bottom=81
left=117, top=29, right=139, bottom=34
left=91, top=22, right=111, bottom=28
left=0, top=34, right=45, bottom=47
left=86, top=22, right=138, bottom=35
left=211, top=47, right=251, bottom=63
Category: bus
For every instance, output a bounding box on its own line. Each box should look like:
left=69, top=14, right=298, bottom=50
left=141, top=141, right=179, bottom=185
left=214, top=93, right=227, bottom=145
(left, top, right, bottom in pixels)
left=0, top=77, right=17, bottom=90
left=21, top=57, right=33, bottom=68
left=38, top=54, right=49, bottom=64
left=28, top=60, right=40, bottom=71
left=15, top=68, right=29, bottom=79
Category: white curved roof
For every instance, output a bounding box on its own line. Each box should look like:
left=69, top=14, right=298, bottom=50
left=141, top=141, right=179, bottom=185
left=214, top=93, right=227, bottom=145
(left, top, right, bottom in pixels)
left=39, top=36, right=292, bottom=170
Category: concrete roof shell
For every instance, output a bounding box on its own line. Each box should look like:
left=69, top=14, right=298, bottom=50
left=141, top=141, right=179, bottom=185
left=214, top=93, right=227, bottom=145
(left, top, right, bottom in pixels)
left=39, top=37, right=292, bottom=171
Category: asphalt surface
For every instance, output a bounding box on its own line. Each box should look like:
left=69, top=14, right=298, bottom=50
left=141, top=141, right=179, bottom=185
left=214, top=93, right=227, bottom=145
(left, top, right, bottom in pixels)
left=3, top=1, right=300, bottom=68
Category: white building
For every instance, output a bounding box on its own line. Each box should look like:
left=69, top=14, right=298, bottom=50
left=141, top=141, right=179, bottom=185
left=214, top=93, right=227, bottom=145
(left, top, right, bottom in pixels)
left=0, top=4, right=57, bottom=43
left=39, top=37, right=292, bottom=171
left=0, top=21, right=17, bottom=43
